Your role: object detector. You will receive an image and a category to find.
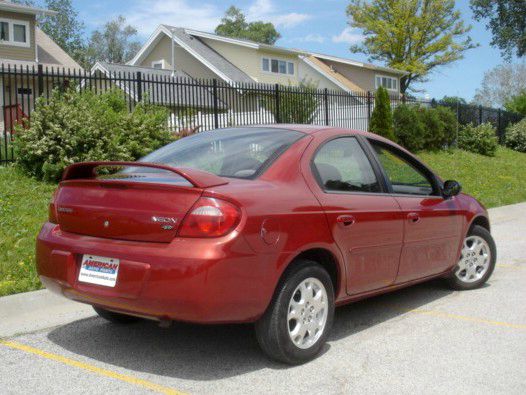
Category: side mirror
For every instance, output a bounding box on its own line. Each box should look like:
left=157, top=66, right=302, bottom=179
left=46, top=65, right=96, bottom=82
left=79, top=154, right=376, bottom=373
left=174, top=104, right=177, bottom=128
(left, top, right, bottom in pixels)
left=442, top=180, right=462, bottom=199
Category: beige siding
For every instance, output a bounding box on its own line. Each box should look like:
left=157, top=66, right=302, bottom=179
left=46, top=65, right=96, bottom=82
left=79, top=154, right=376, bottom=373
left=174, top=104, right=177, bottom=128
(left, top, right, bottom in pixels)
left=321, top=60, right=400, bottom=93
left=0, top=11, right=36, bottom=62
left=139, top=35, right=217, bottom=80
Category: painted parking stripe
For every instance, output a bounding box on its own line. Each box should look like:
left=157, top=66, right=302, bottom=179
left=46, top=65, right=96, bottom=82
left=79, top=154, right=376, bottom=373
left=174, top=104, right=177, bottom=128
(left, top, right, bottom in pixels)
left=0, top=340, right=186, bottom=395
left=408, top=309, right=526, bottom=330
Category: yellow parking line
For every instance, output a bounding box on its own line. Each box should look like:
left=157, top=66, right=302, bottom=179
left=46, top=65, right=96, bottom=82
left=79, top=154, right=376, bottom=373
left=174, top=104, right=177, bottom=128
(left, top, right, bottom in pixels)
left=408, top=309, right=526, bottom=330
left=0, top=340, right=186, bottom=395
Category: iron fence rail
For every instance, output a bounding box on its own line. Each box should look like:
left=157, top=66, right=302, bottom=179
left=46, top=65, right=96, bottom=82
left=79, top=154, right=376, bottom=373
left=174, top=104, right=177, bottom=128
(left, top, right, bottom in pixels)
left=0, top=64, right=522, bottom=164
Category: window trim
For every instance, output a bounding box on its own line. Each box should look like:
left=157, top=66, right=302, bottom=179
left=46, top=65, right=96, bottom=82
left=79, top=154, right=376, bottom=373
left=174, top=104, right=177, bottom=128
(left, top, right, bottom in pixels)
left=151, top=59, right=165, bottom=69
left=375, top=74, right=398, bottom=92
left=365, top=137, right=443, bottom=198
left=310, top=135, right=389, bottom=195
left=261, top=56, right=295, bottom=76
left=0, top=18, right=30, bottom=48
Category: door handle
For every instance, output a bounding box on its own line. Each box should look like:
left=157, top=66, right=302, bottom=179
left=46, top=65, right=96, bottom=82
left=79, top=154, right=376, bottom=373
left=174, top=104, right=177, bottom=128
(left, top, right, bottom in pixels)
left=337, top=215, right=355, bottom=227
left=407, top=212, right=420, bottom=223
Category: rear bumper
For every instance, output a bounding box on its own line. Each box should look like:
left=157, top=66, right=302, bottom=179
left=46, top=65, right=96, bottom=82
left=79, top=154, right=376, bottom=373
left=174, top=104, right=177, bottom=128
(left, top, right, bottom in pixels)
left=36, top=222, right=277, bottom=323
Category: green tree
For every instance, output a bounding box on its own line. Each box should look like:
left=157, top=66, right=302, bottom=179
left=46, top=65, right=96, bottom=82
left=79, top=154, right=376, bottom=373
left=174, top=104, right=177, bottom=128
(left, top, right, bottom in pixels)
left=470, top=0, right=526, bottom=60
left=369, top=86, right=395, bottom=141
left=346, top=0, right=476, bottom=94
left=473, top=63, right=526, bottom=107
left=215, top=6, right=281, bottom=45
left=504, top=91, right=526, bottom=116
left=439, top=96, right=467, bottom=106
left=85, top=16, right=142, bottom=67
left=13, top=0, right=85, bottom=65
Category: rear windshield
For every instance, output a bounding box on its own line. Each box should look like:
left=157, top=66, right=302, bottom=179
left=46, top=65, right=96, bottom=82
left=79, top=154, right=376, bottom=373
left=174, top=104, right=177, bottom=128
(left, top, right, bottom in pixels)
left=137, top=128, right=304, bottom=179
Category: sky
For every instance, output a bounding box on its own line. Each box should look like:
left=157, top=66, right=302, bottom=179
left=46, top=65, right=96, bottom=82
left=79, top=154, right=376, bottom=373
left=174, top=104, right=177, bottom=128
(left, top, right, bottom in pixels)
left=73, top=0, right=521, bottom=101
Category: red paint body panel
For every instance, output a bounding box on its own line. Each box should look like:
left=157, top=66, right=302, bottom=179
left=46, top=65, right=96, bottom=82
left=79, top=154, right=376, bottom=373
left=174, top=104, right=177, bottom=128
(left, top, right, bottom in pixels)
left=36, top=125, right=490, bottom=323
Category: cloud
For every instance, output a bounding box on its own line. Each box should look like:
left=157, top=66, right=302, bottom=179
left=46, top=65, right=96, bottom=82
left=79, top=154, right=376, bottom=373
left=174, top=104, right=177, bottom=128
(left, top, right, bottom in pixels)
left=290, top=33, right=325, bottom=44
left=332, top=27, right=364, bottom=44
left=123, top=0, right=222, bottom=36
left=247, top=0, right=311, bottom=28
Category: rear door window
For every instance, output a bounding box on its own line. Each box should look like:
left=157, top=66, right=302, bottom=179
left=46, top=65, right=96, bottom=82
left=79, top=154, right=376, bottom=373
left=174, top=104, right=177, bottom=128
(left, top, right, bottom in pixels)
left=313, top=137, right=381, bottom=193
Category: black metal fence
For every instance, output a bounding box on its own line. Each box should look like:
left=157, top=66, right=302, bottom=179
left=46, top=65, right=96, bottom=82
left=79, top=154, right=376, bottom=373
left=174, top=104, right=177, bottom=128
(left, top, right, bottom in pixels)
left=1, top=64, right=522, bottom=164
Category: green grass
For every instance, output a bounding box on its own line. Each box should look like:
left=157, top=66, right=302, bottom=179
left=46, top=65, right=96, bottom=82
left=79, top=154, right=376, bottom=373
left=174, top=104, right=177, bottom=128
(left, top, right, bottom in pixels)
left=0, top=165, right=55, bottom=296
left=0, top=146, right=525, bottom=296
left=417, top=147, right=526, bottom=208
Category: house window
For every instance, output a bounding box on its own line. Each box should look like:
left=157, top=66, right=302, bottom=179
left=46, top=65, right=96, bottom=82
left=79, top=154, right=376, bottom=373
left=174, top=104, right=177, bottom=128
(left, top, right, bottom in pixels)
left=151, top=60, right=164, bottom=69
left=0, top=22, right=9, bottom=41
left=375, top=75, right=398, bottom=91
left=0, top=18, right=29, bottom=47
left=262, top=57, right=295, bottom=75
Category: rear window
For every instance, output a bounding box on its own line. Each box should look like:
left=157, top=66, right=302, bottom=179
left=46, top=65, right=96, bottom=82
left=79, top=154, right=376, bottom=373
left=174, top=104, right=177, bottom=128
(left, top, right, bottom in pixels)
left=137, top=128, right=305, bottom=179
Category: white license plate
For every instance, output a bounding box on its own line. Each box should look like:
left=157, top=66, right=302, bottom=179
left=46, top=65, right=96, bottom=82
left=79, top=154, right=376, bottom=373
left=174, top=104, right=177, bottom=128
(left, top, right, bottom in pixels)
left=79, top=255, right=120, bottom=287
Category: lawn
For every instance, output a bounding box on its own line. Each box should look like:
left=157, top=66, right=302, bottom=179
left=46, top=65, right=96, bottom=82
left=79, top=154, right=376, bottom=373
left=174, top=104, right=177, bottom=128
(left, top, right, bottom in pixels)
left=417, top=147, right=526, bottom=208
left=0, top=166, right=55, bottom=296
left=0, top=146, right=525, bottom=297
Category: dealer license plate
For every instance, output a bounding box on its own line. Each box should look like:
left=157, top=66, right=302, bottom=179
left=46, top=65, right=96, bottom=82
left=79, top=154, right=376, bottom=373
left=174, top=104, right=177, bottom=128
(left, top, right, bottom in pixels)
left=79, top=255, right=120, bottom=287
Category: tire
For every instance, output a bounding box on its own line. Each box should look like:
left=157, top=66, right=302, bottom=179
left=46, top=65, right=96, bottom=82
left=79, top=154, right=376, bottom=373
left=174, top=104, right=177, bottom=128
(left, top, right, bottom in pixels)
left=255, top=260, right=335, bottom=365
left=93, top=306, right=141, bottom=324
left=446, top=225, right=497, bottom=290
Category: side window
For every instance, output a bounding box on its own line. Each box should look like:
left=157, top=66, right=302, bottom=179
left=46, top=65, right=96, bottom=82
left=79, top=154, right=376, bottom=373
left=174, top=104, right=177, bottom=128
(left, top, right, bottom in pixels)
left=313, top=137, right=381, bottom=193
left=370, top=142, right=435, bottom=196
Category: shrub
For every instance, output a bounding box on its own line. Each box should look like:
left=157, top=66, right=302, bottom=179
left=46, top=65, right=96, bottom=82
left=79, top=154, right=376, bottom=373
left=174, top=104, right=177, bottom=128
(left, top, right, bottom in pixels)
left=369, top=86, right=395, bottom=141
left=435, top=106, right=458, bottom=147
left=505, top=118, right=526, bottom=152
left=419, top=107, right=444, bottom=150
left=504, top=90, right=526, bottom=116
left=264, top=80, right=319, bottom=124
left=393, top=104, right=425, bottom=151
left=457, top=123, right=498, bottom=156
left=14, top=88, right=173, bottom=182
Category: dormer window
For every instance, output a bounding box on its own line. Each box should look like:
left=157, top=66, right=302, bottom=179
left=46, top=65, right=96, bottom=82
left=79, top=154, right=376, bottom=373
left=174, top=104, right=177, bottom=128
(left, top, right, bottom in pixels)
left=0, top=18, right=30, bottom=47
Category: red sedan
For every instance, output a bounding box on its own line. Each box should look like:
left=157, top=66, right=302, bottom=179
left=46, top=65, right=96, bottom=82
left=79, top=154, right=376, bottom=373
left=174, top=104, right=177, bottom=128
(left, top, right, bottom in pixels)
left=36, top=125, right=496, bottom=364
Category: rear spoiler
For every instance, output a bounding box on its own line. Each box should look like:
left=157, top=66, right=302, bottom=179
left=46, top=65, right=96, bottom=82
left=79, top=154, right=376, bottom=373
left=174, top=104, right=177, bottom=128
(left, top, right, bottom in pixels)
left=62, top=161, right=229, bottom=188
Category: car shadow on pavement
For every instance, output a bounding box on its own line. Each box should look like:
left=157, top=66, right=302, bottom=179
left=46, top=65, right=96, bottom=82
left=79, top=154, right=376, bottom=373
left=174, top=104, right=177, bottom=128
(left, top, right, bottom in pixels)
left=47, top=279, right=453, bottom=379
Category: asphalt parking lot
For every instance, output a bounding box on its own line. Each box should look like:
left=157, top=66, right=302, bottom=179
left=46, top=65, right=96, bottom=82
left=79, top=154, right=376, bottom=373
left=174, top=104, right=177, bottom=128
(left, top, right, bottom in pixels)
left=1, top=203, right=525, bottom=394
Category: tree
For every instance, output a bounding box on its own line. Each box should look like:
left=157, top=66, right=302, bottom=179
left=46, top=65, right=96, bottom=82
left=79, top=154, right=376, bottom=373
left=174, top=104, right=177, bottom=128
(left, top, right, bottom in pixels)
left=470, top=0, right=526, bottom=60
left=473, top=63, right=526, bottom=108
left=504, top=91, right=526, bottom=116
left=346, top=0, right=476, bottom=94
left=369, top=86, right=395, bottom=141
left=215, top=6, right=281, bottom=45
left=13, top=0, right=85, bottom=65
left=439, top=96, right=467, bottom=106
left=85, top=16, right=142, bottom=67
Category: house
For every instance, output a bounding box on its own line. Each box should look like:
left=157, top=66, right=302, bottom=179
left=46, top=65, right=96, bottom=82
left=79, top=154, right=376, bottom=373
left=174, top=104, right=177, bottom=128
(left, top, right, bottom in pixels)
left=128, top=25, right=406, bottom=95
left=0, top=0, right=81, bottom=132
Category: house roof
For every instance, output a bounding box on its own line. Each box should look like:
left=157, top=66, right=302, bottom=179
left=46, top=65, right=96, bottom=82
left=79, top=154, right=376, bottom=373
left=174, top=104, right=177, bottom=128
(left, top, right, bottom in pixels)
left=92, top=62, right=226, bottom=109
left=129, top=25, right=254, bottom=86
left=184, top=28, right=407, bottom=76
left=0, top=1, right=56, bottom=16
left=301, top=56, right=364, bottom=93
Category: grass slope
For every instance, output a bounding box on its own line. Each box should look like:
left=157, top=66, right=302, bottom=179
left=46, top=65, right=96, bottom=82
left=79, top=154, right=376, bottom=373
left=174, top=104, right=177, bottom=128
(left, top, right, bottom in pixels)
left=0, top=166, right=54, bottom=296
left=418, top=147, right=526, bottom=209
left=0, top=147, right=525, bottom=296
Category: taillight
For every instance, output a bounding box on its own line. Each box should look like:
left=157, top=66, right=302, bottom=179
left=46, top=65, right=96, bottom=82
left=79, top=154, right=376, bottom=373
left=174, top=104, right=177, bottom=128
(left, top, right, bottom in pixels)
left=178, top=197, right=241, bottom=237
left=48, top=189, right=58, bottom=223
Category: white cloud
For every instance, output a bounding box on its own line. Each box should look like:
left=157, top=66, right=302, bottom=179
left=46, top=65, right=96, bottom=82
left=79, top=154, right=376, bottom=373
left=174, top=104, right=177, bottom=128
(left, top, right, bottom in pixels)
left=124, top=0, right=222, bottom=36
left=332, top=27, right=364, bottom=44
left=290, top=33, right=325, bottom=44
left=247, top=0, right=311, bottom=28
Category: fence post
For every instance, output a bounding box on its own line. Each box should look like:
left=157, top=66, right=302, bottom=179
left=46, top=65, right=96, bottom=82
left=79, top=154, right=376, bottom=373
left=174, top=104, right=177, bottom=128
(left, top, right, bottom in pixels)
left=212, top=78, right=219, bottom=129
left=478, top=105, right=483, bottom=125
left=37, top=64, right=44, bottom=96
left=497, top=108, right=503, bottom=143
left=136, top=71, right=142, bottom=102
left=367, top=91, right=372, bottom=125
left=324, top=88, right=329, bottom=126
left=274, top=83, right=280, bottom=123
